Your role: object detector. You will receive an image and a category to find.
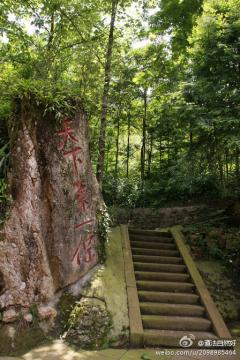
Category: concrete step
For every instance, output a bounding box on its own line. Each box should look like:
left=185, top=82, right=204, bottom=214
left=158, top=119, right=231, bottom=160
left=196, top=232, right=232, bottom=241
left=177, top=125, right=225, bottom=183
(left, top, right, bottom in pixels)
left=131, top=241, right=177, bottom=250
left=131, top=248, right=179, bottom=257
left=138, top=291, right=200, bottom=304
left=142, top=315, right=212, bottom=331
left=133, top=255, right=183, bottom=264
left=140, top=302, right=205, bottom=317
left=143, top=329, right=217, bottom=347
left=137, top=280, right=195, bottom=293
left=135, top=271, right=190, bottom=282
left=134, top=262, right=186, bottom=273
left=130, top=234, right=174, bottom=243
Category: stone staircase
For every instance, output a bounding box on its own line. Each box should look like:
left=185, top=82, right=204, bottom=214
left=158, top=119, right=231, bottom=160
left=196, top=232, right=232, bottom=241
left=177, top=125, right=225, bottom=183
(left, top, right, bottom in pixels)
left=121, top=225, right=231, bottom=347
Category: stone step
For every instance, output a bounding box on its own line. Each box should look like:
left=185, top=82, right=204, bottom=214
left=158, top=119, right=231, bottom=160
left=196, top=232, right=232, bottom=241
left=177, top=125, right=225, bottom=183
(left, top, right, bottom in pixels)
left=140, top=302, right=205, bottom=317
left=131, top=248, right=179, bottom=257
left=142, top=315, right=212, bottom=331
left=125, top=226, right=231, bottom=346
left=129, top=229, right=172, bottom=237
left=134, top=262, right=186, bottom=273
left=138, top=291, right=200, bottom=304
left=130, top=234, right=174, bottom=243
left=143, top=329, right=217, bottom=347
left=131, top=241, right=177, bottom=250
left=133, top=255, right=183, bottom=264
left=137, top=280, right=195, bottom=293
left=135, top=271, right=190, bottom=282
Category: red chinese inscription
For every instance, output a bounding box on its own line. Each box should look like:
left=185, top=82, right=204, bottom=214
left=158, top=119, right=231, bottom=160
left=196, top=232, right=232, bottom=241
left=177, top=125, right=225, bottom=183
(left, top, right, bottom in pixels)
left=74, top=181, right=89, bottom=212
left=64, top=147, right=82, bottom=174
left=58, top=117, right=96, bottom=269
left=75, top=219, right=94, bottom=230
left=72, top=245, right=81, bottom=267
left=57, top=118, right=78, bottom=150
left=83, top=234, right=96, bottom=263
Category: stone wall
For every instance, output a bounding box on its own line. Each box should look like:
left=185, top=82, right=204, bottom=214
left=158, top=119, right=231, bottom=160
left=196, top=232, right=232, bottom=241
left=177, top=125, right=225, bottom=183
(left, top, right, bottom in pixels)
left=110, top=205, right=212, bottom=229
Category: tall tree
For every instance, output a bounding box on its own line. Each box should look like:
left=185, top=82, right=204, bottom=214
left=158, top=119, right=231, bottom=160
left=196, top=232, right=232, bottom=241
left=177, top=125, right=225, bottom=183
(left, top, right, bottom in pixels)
left=96, top=0, right=119, bottom=188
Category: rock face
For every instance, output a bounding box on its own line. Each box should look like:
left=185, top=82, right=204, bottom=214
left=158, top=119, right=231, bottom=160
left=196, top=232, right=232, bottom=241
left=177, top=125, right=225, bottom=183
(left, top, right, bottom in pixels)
left=2, top=309, right=18, bottom=323
left=0, top=98, right=103, bottom=310
left=38, top=306, right=57, bottom=321
left=65, top=226, right=129, bottom=348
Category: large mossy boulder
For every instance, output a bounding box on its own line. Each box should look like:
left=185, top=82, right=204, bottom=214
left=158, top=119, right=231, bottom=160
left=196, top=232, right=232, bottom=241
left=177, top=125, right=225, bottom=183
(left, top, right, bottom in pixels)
left=66, top=300, right=112, bottom=349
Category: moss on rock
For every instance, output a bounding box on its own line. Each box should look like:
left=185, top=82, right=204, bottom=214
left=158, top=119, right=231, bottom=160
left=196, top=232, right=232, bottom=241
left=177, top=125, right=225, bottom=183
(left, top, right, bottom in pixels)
left=196, top=260, right=240, bottom=322
left=80, top=226, right=129, bottom=346
left=66, top=300, right=112, bottom=349
left=0, top=322, right=46, bottom=356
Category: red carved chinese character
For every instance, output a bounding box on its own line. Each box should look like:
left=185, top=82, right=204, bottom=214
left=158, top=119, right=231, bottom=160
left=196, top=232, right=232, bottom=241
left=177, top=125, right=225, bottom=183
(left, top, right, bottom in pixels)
left=75, top=219, right=94, bottom=230
left=57, top=118, right=78, bottom=150
left=64, top=147, right=82, bottom=174
left=74, top=181, right=89, bottom=212
left=83, top=234, right=95, bottom=263
left=72, top=245, right=81, bottom=268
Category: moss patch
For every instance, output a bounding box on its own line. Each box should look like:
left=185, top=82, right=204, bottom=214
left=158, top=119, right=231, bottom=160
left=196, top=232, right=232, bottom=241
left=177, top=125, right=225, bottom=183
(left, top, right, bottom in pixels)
left=196, top=260, right=240, bottom=322
left=81, top=226, right=129, bottom=345
left=66, top=300, right=112, bottom=349
left=0, top=322, right=46, bottom=356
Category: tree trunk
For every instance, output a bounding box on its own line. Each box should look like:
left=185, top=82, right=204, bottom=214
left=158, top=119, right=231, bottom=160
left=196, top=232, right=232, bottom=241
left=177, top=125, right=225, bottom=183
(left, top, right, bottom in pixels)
left=0, top=98, right=103, bottom=310
left=141, top=89, right=147, bottom=182
left=218, top=153, right=224, bottom=187
left=147, top=133, right=153, bottom=178
left=235, top=147, right=240, bottom=181
left=225, top=148, right=229, bottom=180
left=96, top=0, right=118, bottom=188
left=159, top=137, right=162, bottom=169
left=167, top=136, right=170, bottom=166
left=126, top=113, right=130, bottom=178
left=115, top=114, right=120, bottom=178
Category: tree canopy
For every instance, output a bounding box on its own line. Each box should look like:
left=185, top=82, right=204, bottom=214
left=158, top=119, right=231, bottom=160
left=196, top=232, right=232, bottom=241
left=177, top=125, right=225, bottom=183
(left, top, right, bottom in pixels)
left=1, top=0, right=240, bottom=208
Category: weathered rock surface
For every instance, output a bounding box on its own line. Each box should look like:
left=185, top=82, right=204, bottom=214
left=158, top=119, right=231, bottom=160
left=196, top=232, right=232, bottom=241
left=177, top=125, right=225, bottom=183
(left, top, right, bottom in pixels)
left=2, top=309, right=18, bottom=323
left=0, top=98, right=103, bottom=310
left=38, top=306, right=57, bottom=321
left=65, top=226, right=129, bottom=348
left=23, top=313, right=33, bottom=323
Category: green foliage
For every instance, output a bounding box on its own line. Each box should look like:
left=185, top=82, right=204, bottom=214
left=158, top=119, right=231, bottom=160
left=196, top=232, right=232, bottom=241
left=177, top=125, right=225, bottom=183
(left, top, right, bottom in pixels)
left=101, top=0, right=240, bottom=206
left=150, top=0, right=203, bottom=55
left=29, top=304, right=39, bottom=326
left=0, top=179, right=8, bottom=202
left=57, top=291, right=78, bottom=329
left=1, top=0, right=240, bottom=209
left=103, top=175, right=142, bottom=207
left=0, top=142, right=10, bottom=217
left=96, top=209, right=111, bottom=264
left=223, top=235, right=240, bottom=284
